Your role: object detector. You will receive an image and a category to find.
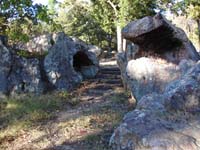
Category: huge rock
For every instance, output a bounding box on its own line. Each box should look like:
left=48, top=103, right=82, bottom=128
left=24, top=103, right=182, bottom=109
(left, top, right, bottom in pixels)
left=44, top=32, right=99, bottom=90
left=111, top=13, right=200, bottom=150
left=110, top=61, right=200, bottom=150
left=0, top=32, right=99, bottom=96
left=118, top=13, right=200, bottom=101
left=122, top=13, right=200, bottom=63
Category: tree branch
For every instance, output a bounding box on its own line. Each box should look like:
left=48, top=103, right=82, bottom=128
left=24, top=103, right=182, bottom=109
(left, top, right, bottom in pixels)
left=106, top=0, right=118, bottom=17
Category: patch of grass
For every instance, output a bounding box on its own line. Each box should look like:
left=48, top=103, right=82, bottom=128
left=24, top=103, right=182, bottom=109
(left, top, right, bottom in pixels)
left=0, top=91, right=72, bottom=142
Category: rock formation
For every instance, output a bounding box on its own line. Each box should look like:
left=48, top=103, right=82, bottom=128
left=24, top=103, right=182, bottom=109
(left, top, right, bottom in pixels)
left=0, top=32, right=99, bottom=96
left=0, top=40, right=12, bottom=97
left=122, top=13, right=200, bottom=63
left=118, top=13, right=200, bottom=100
left=110, top=61, right=200, bottom=150
left=111, top=13, right=200, bottom=150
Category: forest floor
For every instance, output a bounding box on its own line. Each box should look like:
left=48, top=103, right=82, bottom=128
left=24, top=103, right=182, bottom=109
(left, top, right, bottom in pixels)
left=0, top=59, right=132, bottom=150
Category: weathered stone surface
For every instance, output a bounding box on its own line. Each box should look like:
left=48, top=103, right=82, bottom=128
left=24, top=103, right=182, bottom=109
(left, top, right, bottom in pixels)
left=8, top=56, right=46, bottom=95
left=0, top=40, right=12, bottom=95
left=0, top=32, right=99, bottom=95
left=117, top=43, right=139, bottom=90
left=44, top=33, right=83, bottom=90
left=80, top=65, right=98, bottom=79
left=122, top=13, right=200, bottom=63
left=71, top=37, right=102, bottom=58
left=44, top=32, right=99, bottom=90
left=118, top=13, right=200, bottom=101
left=112, top=13, right=200, bottom=150
left=126, top=57, right=181, bottom=100
left=110, top=61, right=200, bottom=150
left=164, top=61, right=200, bottom=112
left=18, top=34, right=53, bottom=53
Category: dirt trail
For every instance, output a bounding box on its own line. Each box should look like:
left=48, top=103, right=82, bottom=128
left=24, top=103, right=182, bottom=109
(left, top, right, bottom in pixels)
left=2, top=60, right=130, bottom=150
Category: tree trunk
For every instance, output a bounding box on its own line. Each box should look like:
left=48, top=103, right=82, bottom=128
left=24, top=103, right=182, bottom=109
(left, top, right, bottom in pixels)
left=123, top=38, right=126, bottom=51
left=117, top=25, right=123, bottom=53
left=197, top=19, right=200, bottom=51
left=107, top=34, right=112, bottom=52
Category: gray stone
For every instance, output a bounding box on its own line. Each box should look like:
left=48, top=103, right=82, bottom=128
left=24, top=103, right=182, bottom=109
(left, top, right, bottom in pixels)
left=164, top=61, right=200, bottom=112
left=110, top=61, right=200, bottom=150
left=8, top=56, right=46, bottom=95
left=18, top=33, right=53, bottom=53
left=0, top=40, right=12, bottom=95
left=71, top=37, right=102, bottom=57
left=80, top=65, right=98, bottom=79
left=126, top=57, right=181, bottom=100
left=118, top=13, right=200, bottom=101
left=117, top=43, right=139, bottom=90
left=44, top=32, right=99, bottom=90
left=0, top=32, right=99, bottom=95
left=122, top=13, right=200, bottom=63
left=88, top=44, right=102, bottom=58
left=44, top=32, right=83, bottom=90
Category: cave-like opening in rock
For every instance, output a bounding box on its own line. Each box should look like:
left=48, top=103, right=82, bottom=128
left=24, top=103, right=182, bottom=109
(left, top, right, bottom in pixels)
left=73, top=51, right=93, bottom=72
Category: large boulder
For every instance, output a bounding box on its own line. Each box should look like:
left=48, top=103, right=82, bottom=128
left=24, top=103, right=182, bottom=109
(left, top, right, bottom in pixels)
left=111, top=13, right=200, bottom=150
left=0, top=32, right=99, bottom=96
left=122, top=13, right=200, bottom=63
left=110, top=61, right=200, bottom=150
left=44, top=32, right=99, bottom=90
left=44, top=33, right=82, bottom=90
left=118, top=13, right=200, bottom=101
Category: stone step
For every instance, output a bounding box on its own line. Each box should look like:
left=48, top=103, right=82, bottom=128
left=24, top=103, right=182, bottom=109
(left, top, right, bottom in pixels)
left=100, top=67, right=120, bottom=72
left=88, top=78, right=121, bottom=83
left=95, top=74, right=121, bottom=79
left=103, top=79, right=122, bottom=84
left=99, top=71, right=121, bottom=75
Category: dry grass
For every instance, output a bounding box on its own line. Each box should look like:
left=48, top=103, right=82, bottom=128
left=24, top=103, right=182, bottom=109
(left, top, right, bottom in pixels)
left=0, top=88, right=130, bottom=150
left=0, top=91, right=73, bottom=143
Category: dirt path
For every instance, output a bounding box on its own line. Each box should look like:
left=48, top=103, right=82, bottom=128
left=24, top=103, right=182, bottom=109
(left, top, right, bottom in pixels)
left=2, top=60, right=130, bottom=150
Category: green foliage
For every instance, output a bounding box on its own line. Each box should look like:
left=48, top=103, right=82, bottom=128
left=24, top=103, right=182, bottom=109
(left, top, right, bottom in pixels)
left=56, top=0, right=108, bottom=46
left=91, top=0, right=156, bottom=31
left=161, top=0, right=200, bottom=48
left=162, top=0, right=200, bottom=20
left=56, top=0, right=156, bottom=50
left=48, top=0, right=57, bottom=15
left=0, top=0, right=51, bottom=42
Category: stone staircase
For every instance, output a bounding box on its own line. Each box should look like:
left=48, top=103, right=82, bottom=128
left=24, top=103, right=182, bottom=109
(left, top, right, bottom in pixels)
left=73, top=60, right=123, bottom=105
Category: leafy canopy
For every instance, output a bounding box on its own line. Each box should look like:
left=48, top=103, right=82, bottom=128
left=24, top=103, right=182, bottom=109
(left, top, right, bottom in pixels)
left=0, top=0, right=50, bottom=42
